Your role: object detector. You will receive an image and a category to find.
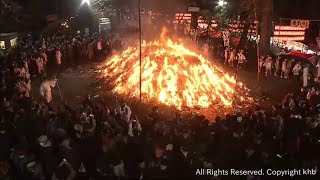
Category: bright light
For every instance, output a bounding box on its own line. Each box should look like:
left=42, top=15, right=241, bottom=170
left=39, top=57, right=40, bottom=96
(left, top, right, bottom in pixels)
left=81, top=0, right=90, bottom=6
left=218, top=0, right=227, bottom=7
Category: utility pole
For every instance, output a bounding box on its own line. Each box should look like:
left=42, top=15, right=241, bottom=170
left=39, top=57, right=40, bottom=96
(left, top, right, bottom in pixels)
left=138, top=0, right=142, bottom=101
left=254, top=0, right=260, bottom=86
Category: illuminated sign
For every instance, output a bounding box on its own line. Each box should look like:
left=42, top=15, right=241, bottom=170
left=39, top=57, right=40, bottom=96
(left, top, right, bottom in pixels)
left=10, top=38, right=17, bottom=47
left=274, top=31, right=305, bottom=36
left=274, top=25, right=305, bottom=31
left=290, top=20, right=310, bottom=28
left=0, top=41, right=5, bottom=49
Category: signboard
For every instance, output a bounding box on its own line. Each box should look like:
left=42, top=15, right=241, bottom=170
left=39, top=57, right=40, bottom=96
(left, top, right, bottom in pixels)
left=99, top=18, right=110, bottom=25
left=287, top=41, right=306, bottom=51
left=0, top=41, right=5, bottom=49
left=46, top=14, right=58, bottom=22
left=290, top=19, right=310, bottom=28
left=188, top=7, right=200, bottom=12
left=222, top=31, right=230, bottom=47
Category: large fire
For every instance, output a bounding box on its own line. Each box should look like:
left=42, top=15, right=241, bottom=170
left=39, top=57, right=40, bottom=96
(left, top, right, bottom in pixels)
left=99, top=29, right=253, bottom=109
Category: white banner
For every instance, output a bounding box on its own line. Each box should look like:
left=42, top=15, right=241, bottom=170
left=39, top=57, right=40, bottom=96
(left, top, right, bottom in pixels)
left=222, top=31, right=230, bottom=47
left=290, top=19, right=310, bottom=28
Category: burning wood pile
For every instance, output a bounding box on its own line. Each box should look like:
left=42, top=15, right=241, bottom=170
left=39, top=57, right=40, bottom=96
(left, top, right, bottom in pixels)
left=99, top=28, right=253, bottom=110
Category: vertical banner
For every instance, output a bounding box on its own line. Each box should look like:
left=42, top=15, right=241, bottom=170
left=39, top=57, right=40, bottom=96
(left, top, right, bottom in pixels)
left=222, top=31, right=230, bottom=47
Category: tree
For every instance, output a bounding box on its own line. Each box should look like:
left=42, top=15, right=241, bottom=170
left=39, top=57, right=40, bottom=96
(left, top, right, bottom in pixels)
left=258, top=0, right=274, bottom=55
left=0, top=0, right=28, bottom=25
left=240, top=0, right=274, bottom=55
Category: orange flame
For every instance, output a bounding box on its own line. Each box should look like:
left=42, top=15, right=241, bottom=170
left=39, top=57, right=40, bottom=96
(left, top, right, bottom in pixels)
left=100, top=28, right=252, bottom=109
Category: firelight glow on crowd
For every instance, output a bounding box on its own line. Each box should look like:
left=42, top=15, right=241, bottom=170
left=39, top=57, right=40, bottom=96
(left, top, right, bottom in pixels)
left=1, top=0, right=320, bottom=180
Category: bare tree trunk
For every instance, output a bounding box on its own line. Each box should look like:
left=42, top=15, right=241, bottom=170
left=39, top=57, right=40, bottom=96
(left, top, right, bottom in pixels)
left=259, top=0, right=274, bottom=55
left=237, top=20, right=250, bottom=51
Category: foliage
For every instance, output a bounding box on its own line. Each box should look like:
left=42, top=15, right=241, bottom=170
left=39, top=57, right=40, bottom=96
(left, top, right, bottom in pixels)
left=0, top=0, right=28, bottom=24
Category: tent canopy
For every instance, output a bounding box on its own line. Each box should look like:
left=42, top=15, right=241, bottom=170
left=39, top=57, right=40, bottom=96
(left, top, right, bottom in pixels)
left=287, top=51, right=313, bottom=59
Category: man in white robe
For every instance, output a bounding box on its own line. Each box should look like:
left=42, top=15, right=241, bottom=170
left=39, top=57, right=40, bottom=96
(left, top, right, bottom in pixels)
left=40, top=77, right=57, bottom=103
left=274, top=56, right=281, bottom=76
left=303, top=65, right=309, bottom=87
left=280, top=59, right=287, bottom=78
left=264, top=55, right=273, bottom=77
left=229, top=50, right=236, bottom=67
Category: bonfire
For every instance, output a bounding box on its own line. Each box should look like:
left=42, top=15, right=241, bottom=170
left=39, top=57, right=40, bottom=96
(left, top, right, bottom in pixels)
left=99, top=28, right=253, bottom=110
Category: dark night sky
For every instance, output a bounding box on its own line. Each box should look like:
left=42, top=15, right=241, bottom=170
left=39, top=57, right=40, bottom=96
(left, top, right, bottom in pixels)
left=15, top=0, right=320, bottom=20
left=274, top=0, right=320, bottom=19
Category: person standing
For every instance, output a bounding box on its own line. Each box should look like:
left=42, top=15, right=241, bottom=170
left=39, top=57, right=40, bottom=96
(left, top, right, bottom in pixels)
left=292, top=62, right=302, bottom=79
left=280, top=59, right=287, bottom=78
left=237, top=50, right=247, bottom=69
left=115, top=99, right=132, bottom=123
left=87, top=42, right=94, bottom=61
left=274, top=56, right=281, bottom=76
left=40, top=50, right=48, bottom=67
left=229, top=50, right=236, bottom=67
left=224, top=47, right=230, bottom=64
left=258, top=55, right=265, bottom=73
left=40, top=77, right=57, bottom=104
left=55, top=48, right=62, bottom=74
left=284, top=59, right=294, bottom=79
left=35, top=55, right=44, bottom=76
left=264, top=55, right=273, bottom=77
left=303, top=64, right=310, bottom=87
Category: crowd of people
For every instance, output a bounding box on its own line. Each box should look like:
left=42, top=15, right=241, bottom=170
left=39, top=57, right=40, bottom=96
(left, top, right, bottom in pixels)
left=2, top=31, right=320, bottom=180
left=0, top=32, right=128, bottom=102
left=223, top=47, right=247, bottom=69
